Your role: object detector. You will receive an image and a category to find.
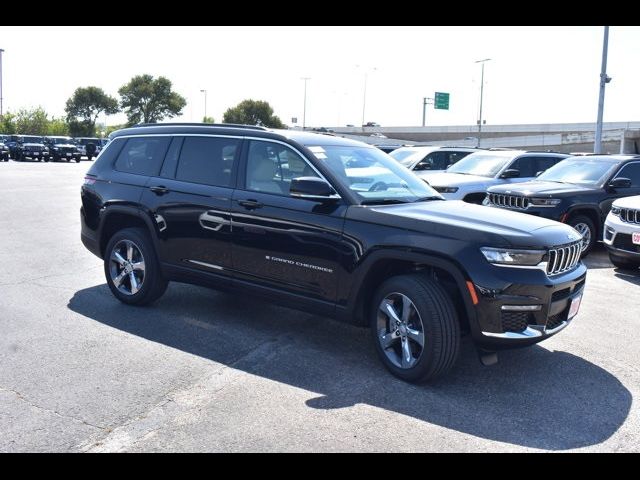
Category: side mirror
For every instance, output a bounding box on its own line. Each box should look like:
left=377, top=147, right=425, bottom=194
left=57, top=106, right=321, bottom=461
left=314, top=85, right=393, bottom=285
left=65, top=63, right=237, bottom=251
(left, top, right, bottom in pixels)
left=500, top=168, right=520, bottom=179
left=290, top=177, right=339, bottom=202
left=609, top=177, right=632, bottom=189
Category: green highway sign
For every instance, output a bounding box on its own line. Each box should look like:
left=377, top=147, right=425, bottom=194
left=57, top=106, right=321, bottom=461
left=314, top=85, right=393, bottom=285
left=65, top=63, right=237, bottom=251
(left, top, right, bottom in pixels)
left=434, top=92, right=450, bottom=110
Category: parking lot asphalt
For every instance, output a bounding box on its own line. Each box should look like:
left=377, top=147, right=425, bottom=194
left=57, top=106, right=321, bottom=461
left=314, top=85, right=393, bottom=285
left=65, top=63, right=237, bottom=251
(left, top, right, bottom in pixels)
left=1, top=159, right=639, bottom=452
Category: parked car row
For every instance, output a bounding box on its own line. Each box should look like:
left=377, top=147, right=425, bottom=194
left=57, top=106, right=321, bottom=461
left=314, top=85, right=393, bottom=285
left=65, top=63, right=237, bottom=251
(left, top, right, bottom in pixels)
left=0, top=134, right=109, bottom=162
left=380, top=144, right=640, bottom=265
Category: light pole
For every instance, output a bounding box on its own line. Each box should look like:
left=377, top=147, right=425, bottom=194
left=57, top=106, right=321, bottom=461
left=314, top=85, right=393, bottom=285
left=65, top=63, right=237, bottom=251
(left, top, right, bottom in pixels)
left=357, top=65, right=377, bottom=128
left=200, top=89, right=207, bottom=121
left=301, top=77, right=310, bottom=130
left=422, top=97, right=434, bottom=126
left=595, top=26, right=611, bottom=154
left=475, top=58, right=491, bottom=147
left=0, top=48, right=4, bottom=118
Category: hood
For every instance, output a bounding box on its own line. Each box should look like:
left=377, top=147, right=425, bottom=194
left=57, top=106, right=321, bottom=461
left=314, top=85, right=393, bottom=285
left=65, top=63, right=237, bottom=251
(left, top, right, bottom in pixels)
left=347, top=200, right=582, bottom=249
left=487, top=180, right=595, bottom=196
left=613, top=194, right=640, bottom=209
left=417, top=172, right=499, bottom=189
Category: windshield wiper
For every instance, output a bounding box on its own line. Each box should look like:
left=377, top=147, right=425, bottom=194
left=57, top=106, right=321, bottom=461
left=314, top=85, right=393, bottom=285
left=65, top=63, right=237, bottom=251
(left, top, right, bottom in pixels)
left=360, top=198, right=410, bottom=205
left=412, top=196, right=444, bottom=203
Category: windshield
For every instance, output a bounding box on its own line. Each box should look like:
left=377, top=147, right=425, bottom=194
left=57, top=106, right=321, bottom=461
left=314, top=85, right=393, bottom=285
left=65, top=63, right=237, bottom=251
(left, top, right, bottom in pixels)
left=22, top=136, right=44, bottom=143
left=537, top=159, right=619, bottom=186
left=390, top=147, right=437, bottom=167
left=447, top=152, right=515, bottom=177
left=308, top=145, right=441, bottom=204
left=51, top=137, right=75, bottom=144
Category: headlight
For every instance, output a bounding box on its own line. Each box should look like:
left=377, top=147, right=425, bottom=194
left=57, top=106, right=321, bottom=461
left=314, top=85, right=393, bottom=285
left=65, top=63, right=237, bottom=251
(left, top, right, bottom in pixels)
left=435, top=186, right=459, bottom=193
left=480, top=247, right=546, bottom=266
left=611, top=206, right=621, bottom=216
left=529, top=197, right=561, bottom=206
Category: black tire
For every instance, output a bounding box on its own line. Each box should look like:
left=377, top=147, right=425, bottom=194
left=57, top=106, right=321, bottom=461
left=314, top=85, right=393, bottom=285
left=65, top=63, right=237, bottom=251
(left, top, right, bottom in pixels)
left=609, top=253, right=640, bottom=270
left=371, top=274, right=460, bottom=383
left=104, top=227, right=168, bottom=306
left=568, top=215, right=596, bottom=256
left=75, top=158, right=81, bottom=163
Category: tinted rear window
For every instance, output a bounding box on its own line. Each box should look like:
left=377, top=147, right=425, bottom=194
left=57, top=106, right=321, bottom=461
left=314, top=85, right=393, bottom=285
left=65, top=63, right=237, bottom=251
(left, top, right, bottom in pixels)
left=114, top=137, right=171, bottom=176
left=175, top=136, right=240, bottom=187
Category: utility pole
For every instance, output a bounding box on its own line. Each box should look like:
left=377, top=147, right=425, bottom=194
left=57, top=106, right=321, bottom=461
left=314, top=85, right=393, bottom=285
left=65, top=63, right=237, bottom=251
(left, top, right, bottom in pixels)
left=422, top=97, right=434, bottom=126
left=475, top=58, right=491, bottom=147
left=0, top=49, right=4, bottom=118
left=595, top=26, right=611, bottom=154
left=301, top=77, right=310, bottom=130
left=200, top=89, right=207, bottom=121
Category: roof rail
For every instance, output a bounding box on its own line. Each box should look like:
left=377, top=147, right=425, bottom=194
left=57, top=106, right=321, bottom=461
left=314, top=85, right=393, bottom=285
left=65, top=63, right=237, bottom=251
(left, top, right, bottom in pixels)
left=525, top=149, right=564, bottom=154
left=133, top=122, right=269, bottom=131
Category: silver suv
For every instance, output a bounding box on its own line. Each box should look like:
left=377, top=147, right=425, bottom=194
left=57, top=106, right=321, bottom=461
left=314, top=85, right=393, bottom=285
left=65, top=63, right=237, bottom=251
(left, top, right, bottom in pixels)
left=418, top=150, right=569, bottom=204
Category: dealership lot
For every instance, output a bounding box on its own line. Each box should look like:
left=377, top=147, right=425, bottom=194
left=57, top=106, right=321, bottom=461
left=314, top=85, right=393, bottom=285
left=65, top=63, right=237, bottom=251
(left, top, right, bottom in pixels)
left=1, top=160, right=639, bottom=452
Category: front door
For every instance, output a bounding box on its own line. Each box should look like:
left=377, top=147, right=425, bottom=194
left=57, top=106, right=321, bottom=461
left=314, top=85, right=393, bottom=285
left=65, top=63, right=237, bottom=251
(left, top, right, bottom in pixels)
left=231, top=139, right=349, bottom=303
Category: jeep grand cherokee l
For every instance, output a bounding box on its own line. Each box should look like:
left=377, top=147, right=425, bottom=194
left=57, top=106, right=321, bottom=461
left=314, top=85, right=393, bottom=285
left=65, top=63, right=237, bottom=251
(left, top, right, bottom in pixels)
left=80, top=124, right=586, bottom=383
left=419, top=149, right=568, bottom=204
left=604, top=195, right=640, bottom=269
left=486, top=155, right=640, bottom=255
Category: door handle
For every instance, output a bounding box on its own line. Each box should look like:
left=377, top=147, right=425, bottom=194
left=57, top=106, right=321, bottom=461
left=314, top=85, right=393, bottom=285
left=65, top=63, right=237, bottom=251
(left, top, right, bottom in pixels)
left=150, top=186, right=169, bottom=195
left=237, top=199, right=263, bottom=210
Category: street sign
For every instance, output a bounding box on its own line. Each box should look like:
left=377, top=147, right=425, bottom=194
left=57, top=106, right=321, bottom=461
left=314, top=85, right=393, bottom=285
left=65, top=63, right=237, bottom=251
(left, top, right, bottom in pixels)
left=434, top=92, right=450, bottom=110
left=292, top=117, right=298, bottom=124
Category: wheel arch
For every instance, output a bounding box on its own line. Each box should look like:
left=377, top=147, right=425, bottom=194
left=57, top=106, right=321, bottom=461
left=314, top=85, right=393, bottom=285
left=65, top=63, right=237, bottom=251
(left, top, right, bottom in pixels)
left=99, top=206, right=158, bottom=257
left=342, top=250, right=476, bottom=332
left=566, top=207, right=601, bottom=239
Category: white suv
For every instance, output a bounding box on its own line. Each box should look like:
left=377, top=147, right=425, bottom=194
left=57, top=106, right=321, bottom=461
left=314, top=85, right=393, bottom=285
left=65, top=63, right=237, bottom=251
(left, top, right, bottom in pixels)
left=389, top=146, right=477, bottom=172
left=604, top=195, right=640, bottom=269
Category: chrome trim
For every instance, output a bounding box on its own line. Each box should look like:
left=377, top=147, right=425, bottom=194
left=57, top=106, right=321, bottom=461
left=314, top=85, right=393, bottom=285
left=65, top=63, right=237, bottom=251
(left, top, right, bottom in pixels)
left=289, top=192, right=341, bottom=201
left=545, top=320, right=569, bottom=334
left=618, top=207, right=640, bottom=224
left=500, top=305, right=542, bottom=311
left=488, top=193, right=529, bottom=210
left=199, top=211, right=230, bottom=231
left=547, top=241, right=581, bottom=275
left=186, top=259, right=224, bottom=270
left=482, top=327, right=543, bottom=339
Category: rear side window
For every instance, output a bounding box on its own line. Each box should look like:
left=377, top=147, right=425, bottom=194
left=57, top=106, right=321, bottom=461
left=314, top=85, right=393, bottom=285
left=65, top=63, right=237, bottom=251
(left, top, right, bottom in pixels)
left=114, top=136, right=171, bottom=176
left=175, top=136, right=240, bottom=187
left=95, top=137, right=126, bottom=166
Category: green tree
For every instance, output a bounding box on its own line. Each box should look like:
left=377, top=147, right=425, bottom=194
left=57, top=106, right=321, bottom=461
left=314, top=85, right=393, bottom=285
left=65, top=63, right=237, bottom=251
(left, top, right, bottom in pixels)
left=65, top=86, right=119, bottom=137
left=0, top=112, right=17, bottom=134
left=12, top=107, right=50, bottom=135
left=118, top=74, right=186, bottom=126
left=202, top=116, right=215, bottom=124
left=222, top=99, right=284, bottom=128
left=47, top=117, right=70, bottom=136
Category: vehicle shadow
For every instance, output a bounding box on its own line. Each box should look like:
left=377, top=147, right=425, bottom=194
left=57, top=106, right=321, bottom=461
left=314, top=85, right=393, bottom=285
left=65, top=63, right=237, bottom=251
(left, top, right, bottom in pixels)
left=614, top=270, right=640, bottom=285
left=582, top=245, right=612, bottom=270
left=68, top=283, right=631, bottom=451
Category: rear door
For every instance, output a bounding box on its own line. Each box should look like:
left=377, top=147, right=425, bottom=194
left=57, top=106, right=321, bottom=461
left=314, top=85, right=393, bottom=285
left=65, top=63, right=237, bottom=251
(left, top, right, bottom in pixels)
left=140, top=135, right=241, bottom=274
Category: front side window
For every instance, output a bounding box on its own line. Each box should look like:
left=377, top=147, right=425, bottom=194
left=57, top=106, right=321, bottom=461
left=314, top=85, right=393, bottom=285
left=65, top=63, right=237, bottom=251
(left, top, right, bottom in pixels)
left=308, top=144, right=440, bottom=204
left=115, top=136, right=170, bottom=176
left=246, top=140, right=319, bottom=195
left=614, top=162, right=640, bottom=187
left=175, top=136, right=240, bottom=187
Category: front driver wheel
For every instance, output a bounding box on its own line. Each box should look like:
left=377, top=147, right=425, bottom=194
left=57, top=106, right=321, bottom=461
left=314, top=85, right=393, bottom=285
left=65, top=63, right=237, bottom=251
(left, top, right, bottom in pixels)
left=104, top=227, right=168, bottom=305
left=569, top=215, right=596, bottom=256
left=371, top=274, right=460, bottom=383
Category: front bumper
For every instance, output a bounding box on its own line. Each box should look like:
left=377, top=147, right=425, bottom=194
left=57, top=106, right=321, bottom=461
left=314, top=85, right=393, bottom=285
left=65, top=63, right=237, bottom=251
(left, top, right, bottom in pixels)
left=604, top=216, right=640, bottom=260
left=469, top=261, right=587, bottom=350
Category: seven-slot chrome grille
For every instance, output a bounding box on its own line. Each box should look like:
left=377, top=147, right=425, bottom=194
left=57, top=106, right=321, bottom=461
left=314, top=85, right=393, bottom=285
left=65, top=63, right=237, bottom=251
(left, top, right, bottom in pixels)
left=618, top=208, right=640, bottom=224
left=547, top=241, right=582, bottom=275
left=488, top=193, right=529, bottom=209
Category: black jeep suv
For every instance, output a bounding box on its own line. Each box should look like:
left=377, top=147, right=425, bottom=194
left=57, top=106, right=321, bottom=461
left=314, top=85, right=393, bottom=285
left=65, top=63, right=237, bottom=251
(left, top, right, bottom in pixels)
left=9, top=135, right=50, bottom=161
left=81, top=124, right=587, bottom=382
left=44, top=136, right=82, bottom=162
left=0, top=135, right=9, bottom=161
left=486, top=155, right=640, bottom=255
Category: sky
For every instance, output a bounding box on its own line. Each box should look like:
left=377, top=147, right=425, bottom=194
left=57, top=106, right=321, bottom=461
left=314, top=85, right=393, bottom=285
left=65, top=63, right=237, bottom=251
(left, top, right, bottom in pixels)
left=1, top=26, right=639, bottom=129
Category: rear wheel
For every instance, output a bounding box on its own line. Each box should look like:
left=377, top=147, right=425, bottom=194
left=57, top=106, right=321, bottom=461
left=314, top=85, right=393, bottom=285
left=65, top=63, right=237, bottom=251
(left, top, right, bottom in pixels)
left=371, top=274, right=460, bottom=383
left=609, top=254, right=640, bottom=270
left=104, top=227, right=168, bottom=305
left=569, top=215, right=596, bottom=256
